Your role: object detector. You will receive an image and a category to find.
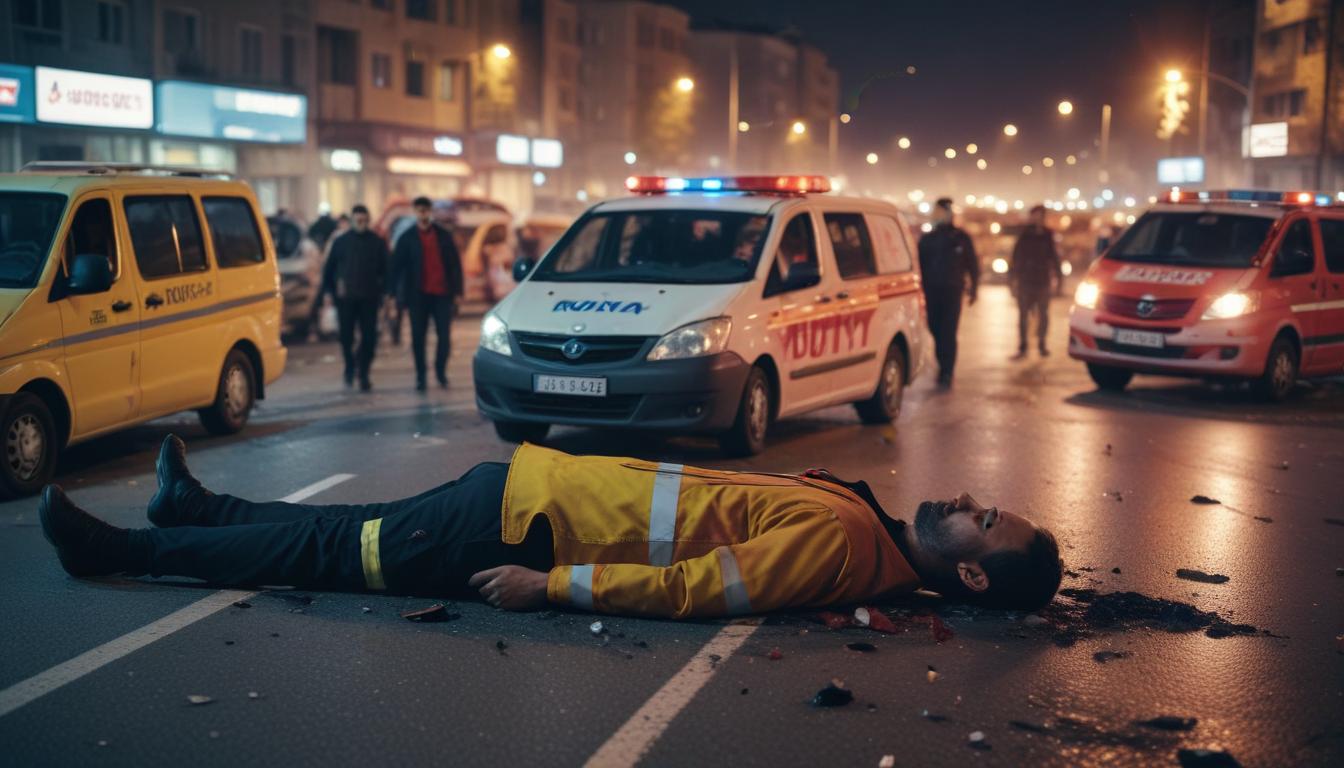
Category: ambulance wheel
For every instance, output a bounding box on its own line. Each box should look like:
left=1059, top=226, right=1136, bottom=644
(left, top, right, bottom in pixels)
left=1253, top=335, right=1298, bottom=402
left=199, top=349, right=255, bottom=435
left=493, top=420, right=550, bottom=444
left=1087, top=363, right=1133, bottom=392
left=720, top=367, right=771, bottom=457
left=854, top=345, right=905, bottom=424
left=1, top=393, right=59, bottom=498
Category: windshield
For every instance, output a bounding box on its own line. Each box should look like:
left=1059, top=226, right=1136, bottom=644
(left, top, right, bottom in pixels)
left=1107, top=211, right=1274, bottom=268
left=267, top=217, right=303, bottom=258
left=0, top=193, right=67, bottom=289
left=529, top=210, right=770, bottom=284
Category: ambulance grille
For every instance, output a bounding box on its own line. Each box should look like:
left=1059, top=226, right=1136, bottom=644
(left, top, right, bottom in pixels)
left=1102, top=295, right=1196, bottom=320
left=506, top=391, right=642, bottom=419
left=512, top=332, right=653, bottom=365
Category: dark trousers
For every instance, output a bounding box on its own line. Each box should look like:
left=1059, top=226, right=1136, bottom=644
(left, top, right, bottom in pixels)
left=127, top=463, right=552, bottom=596
left=337, top=297, right=380, bottom=378
left=1016, top=286, right=1051, bottom=350
left=924, top=290, right=964, bottom=378
left=408, top=293, right=455, bottom=383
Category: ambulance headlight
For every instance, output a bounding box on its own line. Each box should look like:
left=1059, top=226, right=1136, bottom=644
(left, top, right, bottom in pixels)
left=1073, top=280, right=1100, bottom=310
left=480, top=313, right=512, bottom=356
left=647, top=317, right=732, bottom=361
left=1202, top=292, right=1255, bottom=320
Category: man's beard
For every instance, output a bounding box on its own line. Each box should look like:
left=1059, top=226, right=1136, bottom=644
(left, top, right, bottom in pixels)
left=914, top=499, right=965, bottom=560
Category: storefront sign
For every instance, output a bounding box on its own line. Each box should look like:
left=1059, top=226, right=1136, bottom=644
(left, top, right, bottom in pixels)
left=35, top=66, right=153, bottom=129
left=531, top=138, right=563, bottom=168
left=326, top=149, right=363, bottom=172
left=1156, top=156, right=1204, bottom=184
left=157, top=81, right=306, bottom=143
left=1246, top=122, right=1288, bottom=158
left=433, top=136, right=463, bottom=156
left=0, top=64, right=35, bottom=124
left=496, top=134, right=530, bottom=165
left=387, top=156, right=471, bottom=177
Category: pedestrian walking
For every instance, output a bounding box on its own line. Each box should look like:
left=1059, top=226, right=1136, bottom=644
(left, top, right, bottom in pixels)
left=391, top=197, right=464, bottom=391
left=40, top=436, right=1064, bottom=616
left=918, top=198, right=979, bottom=387
left=1009, top=205, right=1064, bottom=358
left=314, top=204, right=388, bottom=391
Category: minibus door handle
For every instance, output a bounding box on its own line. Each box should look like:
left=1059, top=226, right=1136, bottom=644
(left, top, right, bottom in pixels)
left=145, top=294, right=164, bottom=309
left=815, top=295, right=832, bottom=304
left=111, top=300, right=132, bottom=313
left=835, top=291, right=851, bottom=300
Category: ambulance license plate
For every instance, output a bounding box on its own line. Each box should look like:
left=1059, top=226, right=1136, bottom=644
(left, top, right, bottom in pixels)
left=533, top=374, right=608, bottom=397
left=1114, top=329, right=1165, bottom=349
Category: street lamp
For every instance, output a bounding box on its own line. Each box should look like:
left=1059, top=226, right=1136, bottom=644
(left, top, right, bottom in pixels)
left=976, top=158, right=988, bottom=170
left=840, top=113, right=852, bottom=124
left=623, top=151, right=637, bottom=165
left=737, top=120, right=750, bottom=133
left=1165, top=68, right=1183, bottom=83
left=897, top=136, right=911, bottom=149
left=866, top=152, right=879, bottom=165
left=944, top=147, right=957, bottom=159
left=1042, top=157, right=1055, bottom=167
left=1057, top=100, right=1074, bottom=116
left=1003, top=123, right=1018, bottom=137
left=1066, top=154, right=1077, bottom=165
left=1022, top=164, right=1033, bottom=175
left=491, top=43, right=512, bottom=60
left=791, top=120, right=807, bottom=135
left=965, top=143, right=978, bottom=155
left=675, top=76, right=695, bottom=93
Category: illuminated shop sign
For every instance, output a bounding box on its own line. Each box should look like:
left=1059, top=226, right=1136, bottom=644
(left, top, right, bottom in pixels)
left=1246, top=122, right=1288, bottom=159
left=0, top=64, right=35, bottom=124
left=35, top=66, right=153, bottom=129
left=157, top=81, right=307, bottom=143
left=1156, top=156, right=1205, bottom=184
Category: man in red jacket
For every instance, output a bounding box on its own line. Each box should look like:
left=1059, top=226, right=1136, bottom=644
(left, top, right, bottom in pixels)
left=391, top=197, right=464, bottom=391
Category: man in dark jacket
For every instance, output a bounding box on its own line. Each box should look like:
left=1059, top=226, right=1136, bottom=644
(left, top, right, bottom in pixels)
left=918, top=198, right=979, bottom=387
left=391, top=196, right=464, bottom=391
left=315, top=204, right=388, bottom=391
left=1009, top=205, right=1064, bottom=358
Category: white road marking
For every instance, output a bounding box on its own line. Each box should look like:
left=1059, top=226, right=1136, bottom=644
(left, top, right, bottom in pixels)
left=0, top=473, right=354, bottom=719
left=585, top=620, right=761, bottom=767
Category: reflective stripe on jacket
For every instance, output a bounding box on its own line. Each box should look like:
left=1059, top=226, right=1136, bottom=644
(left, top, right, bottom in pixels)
left=501, top=444, right=920, bottom=619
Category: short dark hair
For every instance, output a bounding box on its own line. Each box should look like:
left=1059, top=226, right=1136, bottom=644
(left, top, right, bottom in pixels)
left=935, top=197, right=954, bottom=211
left=412, top=196, right=433, bottom=209
left=1030, top=204, right=1047, bottom=215
left=977, top=528, right=1063, bottom=610
left=351, top=204, right=370, bottom=216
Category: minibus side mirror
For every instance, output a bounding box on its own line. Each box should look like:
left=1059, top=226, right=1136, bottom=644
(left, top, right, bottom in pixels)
left=67, top=253, right=113, bottom=295
left=1271, top=248, right=1313, bottom=278
left=512, top=257, right=536, bottom=283
left=781, top=262, right=821, bottom=292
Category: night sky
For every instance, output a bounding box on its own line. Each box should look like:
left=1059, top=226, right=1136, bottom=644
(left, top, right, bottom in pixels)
left=664, top=0, right=1213, bottom=200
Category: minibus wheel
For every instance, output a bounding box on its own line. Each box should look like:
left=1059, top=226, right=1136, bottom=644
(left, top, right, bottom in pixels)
left=493, top=420, right=550, bottom=444
left=1253, top=336, right=1298, bottom=402
left=1087, top=363, right=1133, bottom=392
left=1, top=393, right=58, bottom=497
left=199, top=349, right=256, bottom=435
left=854, top=344, right=905, bottom=424
left=720, top=367, right=771, bottom=457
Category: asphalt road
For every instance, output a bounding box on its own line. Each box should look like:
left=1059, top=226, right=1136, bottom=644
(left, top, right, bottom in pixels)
left=1, top=286, right=1341, bottom=767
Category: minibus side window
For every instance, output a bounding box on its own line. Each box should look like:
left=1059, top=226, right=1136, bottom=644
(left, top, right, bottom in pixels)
left=202, top=197, right=266, bottom=268
left=125, top=196, right=209, bottom=279
left=1270, top=220, right=1315, bottom=278
left=1319, top=219, right=1344, bottom=274
left=824, top=212, right=877, bottom=280
left=764, top=214, right=820, bottom=297
left=65, top=199, right=118, bottom=279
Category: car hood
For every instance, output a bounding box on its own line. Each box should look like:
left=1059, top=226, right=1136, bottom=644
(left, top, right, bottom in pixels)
left=1087, top=259, right=1255, bottom=298
left=497, top=281, right=744, bottom=336
left=0, top=288, right=30, bottom=329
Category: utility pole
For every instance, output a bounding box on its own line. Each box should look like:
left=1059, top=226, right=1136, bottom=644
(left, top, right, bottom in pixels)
left=728, top=38, right=739, bottom=172
left=1100, top=104, right=1112, bottom=184
left=1197, top=0, right=1212, bottom=160
left=1318, top=0, right=1339, bottom=189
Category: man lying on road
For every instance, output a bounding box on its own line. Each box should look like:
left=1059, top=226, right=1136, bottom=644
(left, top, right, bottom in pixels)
left=39, top=437, right=1063, bottom=617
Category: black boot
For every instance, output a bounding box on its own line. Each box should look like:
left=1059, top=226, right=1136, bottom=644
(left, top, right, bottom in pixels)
left=147, top=434, right=211, bottom=527
left=39, top=485, right=131, bottom=578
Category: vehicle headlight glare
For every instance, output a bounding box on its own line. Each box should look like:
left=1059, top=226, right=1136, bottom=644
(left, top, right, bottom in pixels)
left=1202, top=292, right=1253, bottom=320
left=647, top=317, right=732, bottom=361
left=991, top=258, right=1009, bottom=274
left=480, top=313, right=512, bottom=356
left=1074, top=280, right=1100, bottom=310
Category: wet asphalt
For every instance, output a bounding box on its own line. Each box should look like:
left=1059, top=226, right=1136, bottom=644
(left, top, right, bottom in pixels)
left=1, top=285, right=1341, bottom=767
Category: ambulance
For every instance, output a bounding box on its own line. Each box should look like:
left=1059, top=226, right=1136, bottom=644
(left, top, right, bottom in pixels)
left=472, top=175, right=926, bottom=455
left=1069, top=189, right=1344, bottom=400
left=0, top=164, right=287, bottom=496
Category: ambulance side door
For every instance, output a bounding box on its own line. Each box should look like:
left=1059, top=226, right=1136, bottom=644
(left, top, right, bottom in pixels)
left=52, top=193, right=142, bottom=437
left=819, top=211, right=884, bottom=403
left=763, top=210, right=844, bottom=414
left=1307, top=217, right=1344, bottom=372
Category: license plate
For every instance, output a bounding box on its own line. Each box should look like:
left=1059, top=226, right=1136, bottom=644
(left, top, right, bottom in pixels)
left=1114, top=329, right=1165, bottom=348
left=533, top=374, right=608, bottom=397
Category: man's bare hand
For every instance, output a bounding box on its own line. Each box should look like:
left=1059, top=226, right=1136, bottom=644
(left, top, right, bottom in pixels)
left=467, top=566, right=550, bottom=611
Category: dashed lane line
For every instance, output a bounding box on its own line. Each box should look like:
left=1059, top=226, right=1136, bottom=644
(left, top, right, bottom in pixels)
left=584, top=620, right=761, bottom=767
left=0, top=473, right=355, bottom=719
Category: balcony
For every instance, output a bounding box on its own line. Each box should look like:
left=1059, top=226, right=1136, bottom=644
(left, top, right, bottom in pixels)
left=318, top=83, right=359, bottom=122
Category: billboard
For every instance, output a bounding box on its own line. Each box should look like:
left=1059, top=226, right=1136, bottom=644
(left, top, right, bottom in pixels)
left=1246, top=122, right=1289, bottom=159
left=35, top=66, right=153, bottom=129
left=0, top=64, right=35, bottom=124
left=157, top=81, right=306, bottom=144
left=1157, top=156, right=1205, bottom=185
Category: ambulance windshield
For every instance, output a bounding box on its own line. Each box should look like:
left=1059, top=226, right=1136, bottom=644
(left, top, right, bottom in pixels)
left=1107, top=212, right=1274, bottom=268
left=0, top=193, right=66, bottom=289
left=530, top=210, right=770, bottom=284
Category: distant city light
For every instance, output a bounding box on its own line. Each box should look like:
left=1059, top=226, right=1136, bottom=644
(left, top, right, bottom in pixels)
left=1057, top=100, right=1074, bottom=116
left=1126, top=214, right=1137, bottom=224
left=921, top=222, right=933, bottom=232
left=623, top=151, right=637, bottom=165
left=1066, top=154, right=1077, bottom=165
left=994, top=200, right=1009, bottom=213
left=576, top=189, right=589, bottom=202
left=675, top=76, right=695, bottom=93
left=1013, top=200, right=1024, bottom=210
left=866, top=152, right=879, bottom=165
left=1042, top=157, right=1055, bottom=168
left=1078, top=201, right=1089, bottom=210
left=491, top=44, right=513, bottom=60
left=1124, top=196, right=1136, bottom=207
left=917, top=201, right=932, bottom=214
left=976, top=158, right=988, bottom=170
left=1003, top=123, right=1018, bottom=137
left=906, top=65, right=917, bottom=75
left=897, top=136, right=911, bottom=149
left=1148, top=195, right=1159, bottom=204
left=840, top=113, right=852, bottom=124
left=1165, top=68, right=1183, bottom=83
left=1102, top=188, right=1114, bottom=201
left=791, top=120, right=807, bottom=135
left=738, top=120, right=750, bottom=133
left=989, top=221, right=1002, bottom=234
left=1067, top=187, right=1081, bottom=200
left=944, top=147, right=957, bottom=159
left=1092, top=196, right=1105, bottom=208
left=964, top=194, right=977, bottom=205
left=965, top=143, right=978, bottom=155
left=532, top=171, right=546, bottom=186
left=908, top=189, right=925, bottom=202
left=1022, top=164, right=1033, bottom=175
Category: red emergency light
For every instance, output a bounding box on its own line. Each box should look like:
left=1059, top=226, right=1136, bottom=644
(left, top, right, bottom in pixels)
left=1166, top=187, right=1336, bottom=207
left=624, top=175, right=832, bottom=195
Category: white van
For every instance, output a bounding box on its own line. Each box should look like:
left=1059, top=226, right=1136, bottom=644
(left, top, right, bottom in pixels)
left=472, top=175, right=926, bottom=455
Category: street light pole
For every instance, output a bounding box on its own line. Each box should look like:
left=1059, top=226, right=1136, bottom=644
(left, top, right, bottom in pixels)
left=1197, top=2, right=1211, bottom=160
left=728, top=39, right=739, bottom=172
left=1100, top=104, right=1112, bottom=184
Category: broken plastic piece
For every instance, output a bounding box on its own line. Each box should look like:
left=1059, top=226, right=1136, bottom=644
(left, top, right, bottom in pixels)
left=247, top=692, right=260, bottom=700
left=767, top=648, right=783, bottom=661
left=854, top=607, right=871, bottom=627
left=816, top=611, right=851, bottom=630
left=590, top=621, right=605, bottom=635
left=810, top=683, right=853, bottom=708
left=401, top=603, right=459, bottom=622
left=926, top=665, right=940, bottom=683
left=929, top=615, right=955, bottom=643
left=1022, top=614, right=1047, bottom=628
left=1176, top=569, right=1230, bottom=584
left=879, top=755, right=895, bottom=768
left=1189, top=495, right=1221, bottom=505
left=866, top=609, right=899, bottom=634
left=921, top=709, right=948, bottom=723
left=186, top=695, right=213, bottom=706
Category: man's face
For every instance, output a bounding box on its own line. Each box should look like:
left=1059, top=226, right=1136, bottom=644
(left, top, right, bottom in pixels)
left=1029, top=210, right=1046, bottom=228
left=932, top=206, right=952, bottom=226
left=914, top=492, right=1038, bottom=565
left=351, top=212, right=370, bottom=233
left=414, top=205, right=433, bottom=228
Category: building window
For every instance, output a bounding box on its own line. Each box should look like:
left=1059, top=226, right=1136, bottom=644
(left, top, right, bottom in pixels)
left=12, top=0, right=62, bottom=32
left=658, top=27, right=674, bottom=52
left=163, top=9, right=200, bottom=56
left=372, top=53, right=392, bottom=88
left=239, top=26, right=263, bottom=79
left=444, top=0, right=457, bottom=25
left=1304, top=18, right=1322, bottom=54
left=371, top=0, right=392, bottom=10
left=406, top=59, right=426, bottom=97
left=636, top=19, right=654, bottom=46
left=439, top=62, right=461, bottom=101
left=282, top=34, right=297, bottom=86
left=97, top=1, right=125, bottom=44
left=319, top=26, right=358, bottom=85
left=406, top=0, right=434, bottom=21
left=1263, top=89, right=1308, bottom=118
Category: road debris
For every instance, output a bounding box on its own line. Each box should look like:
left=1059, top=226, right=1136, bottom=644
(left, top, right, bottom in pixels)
left=231, top=601, right=251, bottom=609
left=740, top=688, right=748, bottom=695
left=767, top=647, right=783, bottom=661
left=1104, top=490, right=1124, bottom=502
left=361, top=607, right=372, bottom=613
left=1277, top=461, right=1289, bottom=470
left=589, top=621, right=605, bottom=636
left=967, top=731, right=990, bottom=750
left=96, top=740, right=109, bottom=747
left=1253, top=516, right=1273, bottom=523
left=878, top=755, right=895, bottom=768
left=810, top=680, right=853, bottom=708
left=1177, top=747, right=1241, bottom=767
left=186, top=695, right=213, bottom=706
left=1009, top=720, right=1049, bottom=733
left=926, top=665, right=939, bottom=683
left=496, top=640, right=508, bottom=654
left=247, top=692, right=260, bottom=700
left=1022, top=614, right=1048, bottom=628
left=1104, top=443, right=1112, bottom=456
left=1092, top=650, right=1131, bottom=663
left=854, top=607, right=871, bottom=627
left=921, top=709, right=948, bottom=723
left=1176, top=569, right=1230, bottom=584
left=1111, top=567, right=1122, bottom=574
left=929, top=615, right=955, bottom=643
left=400, top=603, right=459, bottom=622
left=1136, top=716, right=1197, bottom=731
left=1043, top=588, right=1266, bottom=644
left=845, top=642, right=877, bottom=653
left=1189, top=495, right=1221, bottom=505
left=1324, top=518, right=1344, bottom=527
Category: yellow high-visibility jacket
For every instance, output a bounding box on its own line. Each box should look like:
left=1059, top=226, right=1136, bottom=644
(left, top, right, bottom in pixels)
left=501, top=444, right=920, bottom=619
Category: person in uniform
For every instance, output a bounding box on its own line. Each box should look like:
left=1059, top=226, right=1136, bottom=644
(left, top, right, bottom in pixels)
left=917, top=198, right=980, bottom=387
left=39, top=436, right=1064, bottom=617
